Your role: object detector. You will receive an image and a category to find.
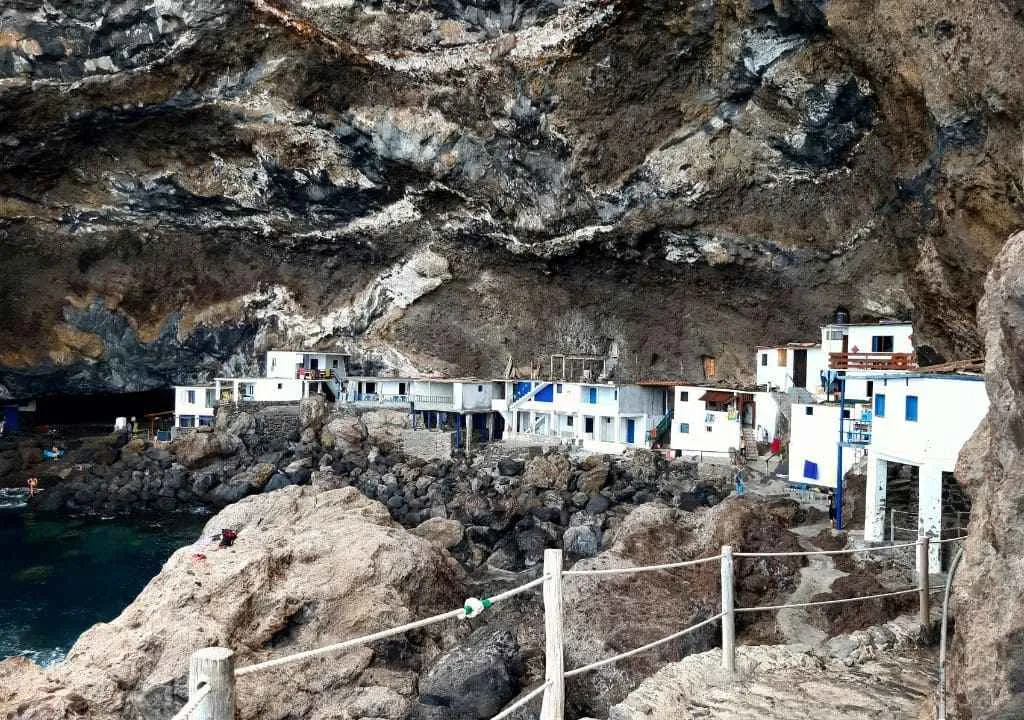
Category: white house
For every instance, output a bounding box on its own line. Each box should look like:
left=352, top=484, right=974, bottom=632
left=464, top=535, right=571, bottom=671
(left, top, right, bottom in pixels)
left=864, top=372, right=987, bottom=568
left=491, top=380, right=672, bottom=454
left=669, top=386, right=780, bottom=460
left=755, top=343, right=827, bottom=397
left=787, top=401, right=870, bottom=489
left=266, top=350, right=350, bottom=379
left=173, top=385, right=217, bottom=429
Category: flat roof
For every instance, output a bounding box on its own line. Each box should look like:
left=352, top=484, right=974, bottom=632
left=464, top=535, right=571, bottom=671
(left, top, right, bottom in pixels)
left=755, top=342, right=821, bottom=349
left=270, top=349, right=351, bottom=355
left=820, top=321, right=913, bottom=328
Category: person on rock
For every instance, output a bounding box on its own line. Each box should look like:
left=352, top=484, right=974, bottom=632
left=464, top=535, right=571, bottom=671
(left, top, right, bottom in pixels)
left=26, top=477, right=38, bottom=497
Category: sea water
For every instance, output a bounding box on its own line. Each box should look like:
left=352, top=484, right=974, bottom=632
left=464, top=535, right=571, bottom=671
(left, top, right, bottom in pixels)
left=0, top=492, right=207, bottom=666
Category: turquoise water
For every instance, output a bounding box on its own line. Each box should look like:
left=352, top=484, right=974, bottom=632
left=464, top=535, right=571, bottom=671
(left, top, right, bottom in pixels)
left=0, top=491, right=207, bottom=666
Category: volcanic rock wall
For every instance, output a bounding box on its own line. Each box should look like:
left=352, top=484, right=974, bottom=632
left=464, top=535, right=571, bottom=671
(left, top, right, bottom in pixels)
left=2, top=0, right=1023, bottom=395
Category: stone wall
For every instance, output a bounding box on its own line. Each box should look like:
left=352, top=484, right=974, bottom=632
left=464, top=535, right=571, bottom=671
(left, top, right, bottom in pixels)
left=399, top=430, right=454, bottom=460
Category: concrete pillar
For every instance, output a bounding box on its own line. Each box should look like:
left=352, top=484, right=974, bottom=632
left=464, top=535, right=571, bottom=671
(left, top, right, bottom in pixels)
left=864, top=453, right=888, bottom=542
left=918, top=464, right=943, bottom=570
left=465, top=414, right=472, bottom=456
left=486, top=413, right=494, bottom=443
left=549, top=411, right=556, bottom=438
left=232, top=380, right=239, bottom=405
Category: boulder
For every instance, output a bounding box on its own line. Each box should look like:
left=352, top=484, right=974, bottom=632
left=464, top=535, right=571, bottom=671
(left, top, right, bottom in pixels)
left=412, top=517, right=464, bottom=549
left=299, top=395, right=329, bottom=433
left=0, top=486, right=464, bottom=720
left=263, top=473, right=292, bottom=493
left=170, top=432, right=242, bottom=469
left=226, top=411, right=256, bottom=438
left=416, top=627, right=521, bottom=719
left=497, top=458, right=525, bottom=476
left=522, top=453, right=572, bottom=490
left=563, top=525, right=600, bottom=558
left=361, top=409, right=410, bottom=450
left=577, top=462, right=609, bottom=494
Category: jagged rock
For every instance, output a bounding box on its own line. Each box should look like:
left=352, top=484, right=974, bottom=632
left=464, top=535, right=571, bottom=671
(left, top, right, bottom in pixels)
left=606, top=644, right=933, bottom=720
left=576, top=462, right=609, bottom=494
left=949, top=230, right=1024, bottom=719
left=361, top=410, right=410, bottom=450
left=497, top=459, right=525, bottom=477
left=263, top=472, right=292, bottom=493
left=0, top=486, right=464, bottom=720
left=170, top=432, right=242, bottom=469
left=563, top=525, right=600, bottom=558
left=416, top=627, right=521, bottom=719
left=522, top=453, right=572, bottom=490
left=299, top=395, right=329, bottom=433
left=412, top=517, right=464, bottom=549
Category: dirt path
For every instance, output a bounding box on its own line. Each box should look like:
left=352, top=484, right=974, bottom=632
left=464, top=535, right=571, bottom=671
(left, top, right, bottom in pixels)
left=776, top=523, right=848, bottom=647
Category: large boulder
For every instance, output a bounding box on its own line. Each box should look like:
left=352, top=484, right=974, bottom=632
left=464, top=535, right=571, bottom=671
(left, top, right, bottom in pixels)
left=412, top=517, right=464, bottom=549
left=170, top=431, right=242, bottom=469
left=415, top=627, right=521, bottom=719
left=299, top=395, right=329, bottom=437
left=0, top=486, right=464, bottom=720
left=522, top=452, right=572, bottom=490
left=322, top=415, right=366, bottom=452
left=361, top=409, right=410, bottom=450
left=949, top=230, right=1024, bottom=720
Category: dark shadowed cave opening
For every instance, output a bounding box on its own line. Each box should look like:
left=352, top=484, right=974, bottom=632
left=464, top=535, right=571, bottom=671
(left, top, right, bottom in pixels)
left=32, top=389, right=173, bottom=426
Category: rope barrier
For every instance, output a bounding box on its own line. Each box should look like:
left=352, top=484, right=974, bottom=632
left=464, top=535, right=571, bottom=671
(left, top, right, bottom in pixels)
left=562, top=554, right=722, bottom=577
left=735, top=587, right=918, bottom=613
left=170, top=683, right=210, bottom=720
left=488, top=681, right=549, bottom=720
left=734, top=540, right=920, bottom=558
left=235, top=576, right=547, bottom=678
left=936, top=535, right=968, bottom=544
left=564, top=612, right=726, bottom=678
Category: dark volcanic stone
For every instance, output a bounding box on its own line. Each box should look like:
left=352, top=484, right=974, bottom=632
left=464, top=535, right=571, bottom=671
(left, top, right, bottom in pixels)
left=417, top=627, right=521, bottom=719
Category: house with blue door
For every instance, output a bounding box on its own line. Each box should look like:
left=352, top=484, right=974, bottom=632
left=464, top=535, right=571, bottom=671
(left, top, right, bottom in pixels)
left=490, top=380, right=670, bottom=453
left=668, top=385, right=781, bottom=461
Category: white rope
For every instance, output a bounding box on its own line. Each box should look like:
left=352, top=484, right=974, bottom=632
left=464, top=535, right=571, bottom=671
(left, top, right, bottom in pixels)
left=735, top=587, right=918, bottom=613
left=734, top=540, right=920, bottom=558
left=937, top=535, right=968, bottom=544
left=234, top=576, right=547, bottom=678
left=564, top=612, right=726, bottom=678
left=170, top=684, right=210, bottom=720
left=562, top=554, right=722, bottom=577
left=488, top=681, right=549, bottom=720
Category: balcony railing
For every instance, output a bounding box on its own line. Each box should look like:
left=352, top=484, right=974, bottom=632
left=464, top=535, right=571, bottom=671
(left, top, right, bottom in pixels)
left=841, top=417, right=872, bottom=446
left=829, top=352, right=916, bottom=370
left=412, top=394, right=455, bottom=406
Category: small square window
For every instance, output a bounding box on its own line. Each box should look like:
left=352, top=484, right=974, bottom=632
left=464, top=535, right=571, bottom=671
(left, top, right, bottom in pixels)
left=478, top=385, right=483, bottom=392
left=556, top=384, right=563, bottom=393
left=186, top=390, right=196, bottom=404
left=803, top=460, right=819, bottom=480
left=680, top=391, right=689, bottom=402
left=705, top=426, right=713, bottom=432
left=842, top=409, right=851, bottom=419
left=805, top=406, right=813, bottom=416
left=277, top=383, right=283, bottom=390
left=679, top=423, right=690, bottom=433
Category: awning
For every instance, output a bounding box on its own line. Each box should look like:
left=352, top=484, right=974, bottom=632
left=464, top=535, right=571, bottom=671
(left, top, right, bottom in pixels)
left=699, top=390, right=735, bottom=403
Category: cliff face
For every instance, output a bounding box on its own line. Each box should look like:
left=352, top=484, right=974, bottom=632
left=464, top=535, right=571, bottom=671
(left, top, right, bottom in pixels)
left=949, top=231, right=1024, bottom=720
left=2, top=0, right=1023, bottom=394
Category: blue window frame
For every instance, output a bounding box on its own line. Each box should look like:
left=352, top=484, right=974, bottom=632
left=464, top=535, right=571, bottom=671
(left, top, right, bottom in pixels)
left=905, top=395, right=918, bottom=422
left=588, top=387, right=597, bottom=403
left=803, top=460, right=818, bottom=480
left=875, top=394, right=886, bottom=418
left=679, top=423, right=690, bottom=433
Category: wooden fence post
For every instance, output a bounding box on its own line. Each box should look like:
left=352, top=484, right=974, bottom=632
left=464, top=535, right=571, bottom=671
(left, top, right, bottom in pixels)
left=541, top=549, right=564, bottom=720
left=189, top=647, right=235, bottom=720
left=720, top=545, right=735, bottom=673
left=918, top=536, right=930, bottom=628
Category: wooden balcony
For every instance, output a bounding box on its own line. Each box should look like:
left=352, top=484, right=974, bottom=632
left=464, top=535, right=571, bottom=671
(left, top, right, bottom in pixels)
left=829, top=352, right=916, bottom=370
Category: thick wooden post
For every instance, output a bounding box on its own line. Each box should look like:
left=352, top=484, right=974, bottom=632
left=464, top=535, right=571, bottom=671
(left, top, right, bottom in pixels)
left=721, top=545, right=735, bottom=673
left=918, top=536, right=930, bottom=628
left=541, top=549, right=564, bottom=720
left=189, top=647, right=235, bottom=720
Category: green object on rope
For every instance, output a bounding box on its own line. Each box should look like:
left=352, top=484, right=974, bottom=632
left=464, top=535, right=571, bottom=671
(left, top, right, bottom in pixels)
left=482, top=598, right=493, bottom=609
left=463, top=596, right=494, bottom=618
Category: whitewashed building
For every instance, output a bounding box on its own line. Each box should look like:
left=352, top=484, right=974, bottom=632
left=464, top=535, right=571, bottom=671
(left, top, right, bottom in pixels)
left=491, top=380, right=672, bottom=454
left=787, top=401, right=870, bottom=488
left=266, top=350, right=350, bottom=380
left=864, top=373, right=987, bottom=568
left=173, top=385, right=217, bottom=429
left=755, top=343, right=827, bottom=397
left=669, top=386, right=781, bottom=460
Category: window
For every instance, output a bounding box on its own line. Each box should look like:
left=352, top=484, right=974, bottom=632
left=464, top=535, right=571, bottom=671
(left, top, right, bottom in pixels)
left=332, top=359, right=339, bottom=368
left=866, top=381, right=873, bottom=397
left=827, top=329, right=844, bottom=340
left=180, top=415, right=196, bottom=428
left=679, top=423, right=690, bottom=433
left=567, top=416, right=574, bottom=427
left=777, top=348, right=787, bottom=366
left=703, top=356, right=717, bottom=379
left=842, top=409, right=851, bottom=419
left=271, top=357, right=277, bottom=371
left=805, top=406, right=813, bottom=416
left=478, top=385, right=483, bottom=392
left=585, top=417, right=594, bottom=433
left=588, top=387, right=597, bottom=403
left=366, top=382, right=376, bottom=394
left=556, top=384, right=563, bottom=393
left=871, top=335, right=894, bottom=352
left=186, top=390, right=196, bottom=404
left=761, top=353, right=768, bottom=366
left=198, top=416, right=213, bottom=426
left=905, top=395, right=918, bottom=422
left=680, top=391, right=689, bottom=402
left=705, top=426, right=713, bottom=432
left=206, top=389, right=216, bottom=407
left=875, top=393, right=886, bottom=418
left=803, top=460, right=819, bottom=480
left=613, top=389, right=618, bottom=400
left=604, top=417, right=612, bottom=423
left=277, top=383, right=283, bottom=390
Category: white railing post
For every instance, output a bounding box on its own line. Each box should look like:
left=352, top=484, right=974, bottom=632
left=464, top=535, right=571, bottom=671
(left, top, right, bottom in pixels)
left=889, top=508, right=895, bottom=543
left=189, top=647, right=235, bottom=720
left=541, top=549, right=564, bottom=720
left=917, top=536, right=930, bottom=628
left=720, top=545, right=735, bottom=673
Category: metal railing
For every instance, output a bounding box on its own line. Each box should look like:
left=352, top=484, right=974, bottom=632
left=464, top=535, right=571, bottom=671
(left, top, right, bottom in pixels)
left=171, top=534, right=966, bottom=720
left=828, top=352, right=916, bottom=370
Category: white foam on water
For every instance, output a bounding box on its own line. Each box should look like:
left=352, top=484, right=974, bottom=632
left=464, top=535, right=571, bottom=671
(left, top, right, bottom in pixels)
left=0, top=488, right=28, bottom=510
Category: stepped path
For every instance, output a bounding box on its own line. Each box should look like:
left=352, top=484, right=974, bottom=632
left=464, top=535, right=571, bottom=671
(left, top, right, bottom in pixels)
left=776, top=523, right=848, bottom=647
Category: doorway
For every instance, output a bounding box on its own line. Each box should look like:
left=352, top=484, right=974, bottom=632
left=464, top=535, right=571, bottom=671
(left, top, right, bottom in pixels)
left=625, top=418, right=635, bottom=444
left=793, top=349, right=808, bottom=388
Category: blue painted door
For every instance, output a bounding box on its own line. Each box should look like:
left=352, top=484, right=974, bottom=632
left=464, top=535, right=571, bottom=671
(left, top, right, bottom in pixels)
left=625, top=418, right=635, bottom=444
left=588, top=387, right=597, bottom=404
